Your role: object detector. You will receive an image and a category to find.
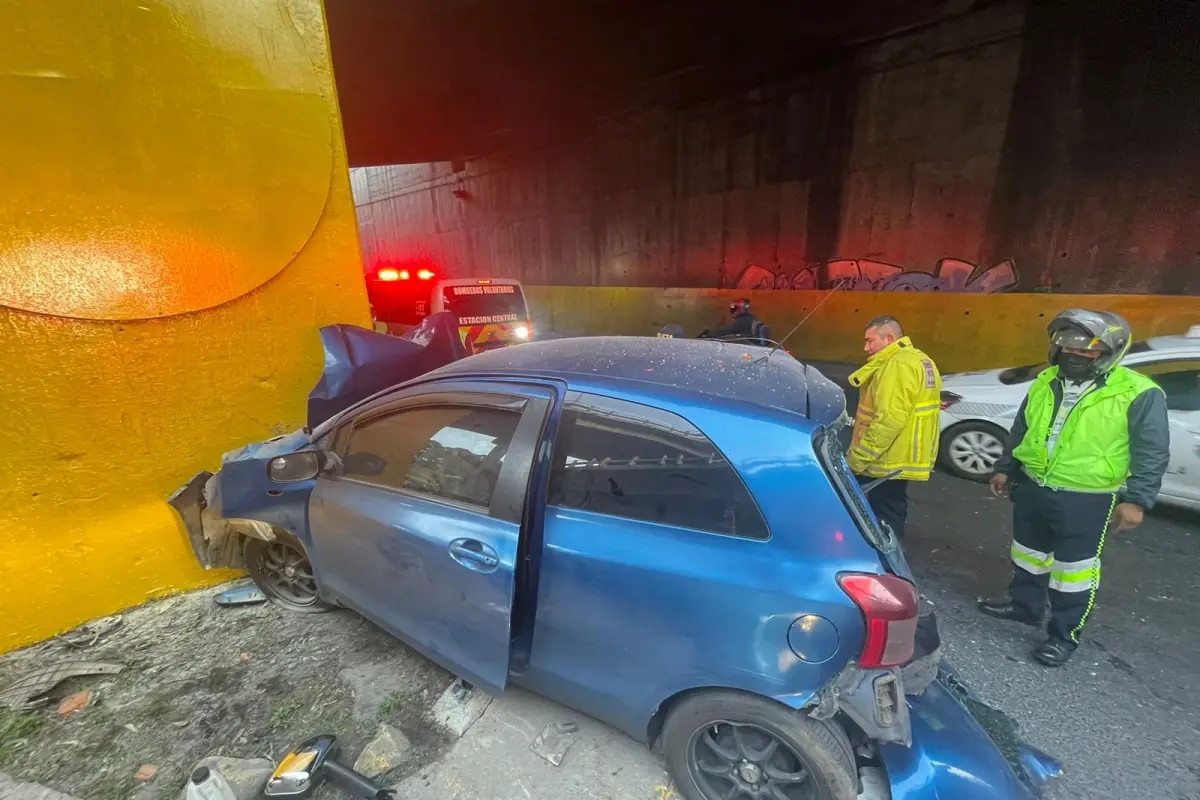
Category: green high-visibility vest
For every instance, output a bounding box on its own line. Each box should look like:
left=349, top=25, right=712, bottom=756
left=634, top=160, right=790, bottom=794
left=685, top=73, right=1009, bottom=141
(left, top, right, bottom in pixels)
left=1012, top=365, right=1161, bottom=492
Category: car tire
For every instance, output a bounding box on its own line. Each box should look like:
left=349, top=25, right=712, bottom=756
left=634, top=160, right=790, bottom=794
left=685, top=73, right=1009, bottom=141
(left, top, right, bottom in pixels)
left=661, top=690, right=857, bottom=800
left=244, top=531, right=334, bottom=614
left=940, top=421, right=1009, bottom=483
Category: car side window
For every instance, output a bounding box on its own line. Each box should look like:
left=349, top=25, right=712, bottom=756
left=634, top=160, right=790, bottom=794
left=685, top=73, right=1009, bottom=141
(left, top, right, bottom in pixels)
left=548, top=394, right=769, bottom=540
left=1132, top=360, right=1200, bottom=412
left=344, top=405, right=522, bottom=509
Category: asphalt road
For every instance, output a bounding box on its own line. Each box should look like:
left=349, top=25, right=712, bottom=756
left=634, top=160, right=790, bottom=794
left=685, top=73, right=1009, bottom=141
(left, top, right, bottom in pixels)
left=906, top=474, right=1200, bottom=800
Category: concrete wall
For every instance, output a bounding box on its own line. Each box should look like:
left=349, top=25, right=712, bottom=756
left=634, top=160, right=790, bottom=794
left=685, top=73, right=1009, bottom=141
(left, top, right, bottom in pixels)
left=352, top=0, right=1200, bottom=296
left=0, top=0, right=370, bottom=652
left=525, top=287, right=1200, bottom=374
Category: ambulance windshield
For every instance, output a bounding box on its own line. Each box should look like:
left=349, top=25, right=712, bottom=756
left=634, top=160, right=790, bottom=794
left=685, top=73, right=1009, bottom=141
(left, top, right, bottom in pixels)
left=442, top=284, right=528, bottom=326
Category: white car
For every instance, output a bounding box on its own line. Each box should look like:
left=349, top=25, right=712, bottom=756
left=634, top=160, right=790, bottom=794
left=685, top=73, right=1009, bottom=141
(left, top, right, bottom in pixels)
left=938, top=327, right=1200, bottom=511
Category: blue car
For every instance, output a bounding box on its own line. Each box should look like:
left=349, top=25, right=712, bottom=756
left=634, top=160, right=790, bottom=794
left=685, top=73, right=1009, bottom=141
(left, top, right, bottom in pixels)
left=171, top=327, right=1060, bottom=800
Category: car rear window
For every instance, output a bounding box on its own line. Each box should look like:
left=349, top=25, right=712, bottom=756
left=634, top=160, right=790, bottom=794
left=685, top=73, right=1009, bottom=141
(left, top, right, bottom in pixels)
left=814, top=418, right=893, bottom=552
left=548, top=393, right=769, bottom=540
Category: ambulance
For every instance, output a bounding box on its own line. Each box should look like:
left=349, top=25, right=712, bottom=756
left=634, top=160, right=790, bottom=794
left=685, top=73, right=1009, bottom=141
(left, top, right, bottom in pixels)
left=365, top=265, right=533, bottom=355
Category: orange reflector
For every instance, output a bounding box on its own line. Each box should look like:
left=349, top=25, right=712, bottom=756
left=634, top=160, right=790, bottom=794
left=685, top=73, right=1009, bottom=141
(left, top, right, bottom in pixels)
left=477, top=278, right=492, bottom=284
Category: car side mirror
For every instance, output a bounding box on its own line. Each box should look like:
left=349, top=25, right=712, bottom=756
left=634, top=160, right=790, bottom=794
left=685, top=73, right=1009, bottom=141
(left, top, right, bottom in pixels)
left=268, top=451, right=339, bottom=483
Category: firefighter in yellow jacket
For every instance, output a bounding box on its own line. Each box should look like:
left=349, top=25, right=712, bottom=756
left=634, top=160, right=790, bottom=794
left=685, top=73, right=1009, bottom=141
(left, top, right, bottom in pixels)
left=847, top=316, right=942, bottom=539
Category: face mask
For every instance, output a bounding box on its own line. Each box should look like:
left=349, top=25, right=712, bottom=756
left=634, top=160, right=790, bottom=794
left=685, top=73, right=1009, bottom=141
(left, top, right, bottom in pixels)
left=1058, top=352, right=1098, bottom=381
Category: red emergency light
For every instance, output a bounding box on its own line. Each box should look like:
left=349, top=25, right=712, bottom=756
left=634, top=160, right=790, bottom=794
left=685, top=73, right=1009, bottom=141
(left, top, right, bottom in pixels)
left=376, top=268, right=399, bottom=281
left=417, top=269, right=435, bottom=280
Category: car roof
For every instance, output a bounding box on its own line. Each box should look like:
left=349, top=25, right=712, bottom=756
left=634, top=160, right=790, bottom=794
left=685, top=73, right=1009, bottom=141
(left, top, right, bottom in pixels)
left=435, top=277, right=524, bottom=288
left=1142, top=326, right=1200, bottom=354
left=423, top=336, right=845, bottom=424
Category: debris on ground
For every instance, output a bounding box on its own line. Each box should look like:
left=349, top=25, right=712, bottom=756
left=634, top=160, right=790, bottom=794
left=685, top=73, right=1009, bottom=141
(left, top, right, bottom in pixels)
left=429, top=679, right=492, bottom=738
left=529, top=721, right=579, bottom=767
left=353, top=724, right=412, bottom=778
left=135, top=764, right=160, bottom=782
left=184, top=756, right=274, bottom=800
left=0, top=583, right=455, bottom=800
left=58, top=617, right=124, bottom=649
left=213, top=585, right=267, bottom=608
left=0, top=661, right=125, bottom=711
left=56, top=691, right=93, bottom=718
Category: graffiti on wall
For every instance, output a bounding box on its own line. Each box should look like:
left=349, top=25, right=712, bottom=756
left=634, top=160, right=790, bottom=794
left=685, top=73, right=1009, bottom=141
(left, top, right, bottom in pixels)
left=732, top=258, right=1020, bottom=293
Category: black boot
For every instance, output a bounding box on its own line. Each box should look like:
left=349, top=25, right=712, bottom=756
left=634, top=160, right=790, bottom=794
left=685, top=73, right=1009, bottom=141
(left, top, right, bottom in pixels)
left=1033, top=637, right=1076, bottom=667
left=976, top=597, right=1040, bottom=625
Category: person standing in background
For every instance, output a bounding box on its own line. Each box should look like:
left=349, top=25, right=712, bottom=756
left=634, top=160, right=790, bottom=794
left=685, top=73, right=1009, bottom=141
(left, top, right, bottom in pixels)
left=846, top=316, right=942, bottom=539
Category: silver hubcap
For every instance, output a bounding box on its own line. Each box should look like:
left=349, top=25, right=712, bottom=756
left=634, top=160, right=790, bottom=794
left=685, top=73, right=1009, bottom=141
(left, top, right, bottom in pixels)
left=738, top=762, right=763, bottom=784
left=950, top=429, right=1005, bottom=475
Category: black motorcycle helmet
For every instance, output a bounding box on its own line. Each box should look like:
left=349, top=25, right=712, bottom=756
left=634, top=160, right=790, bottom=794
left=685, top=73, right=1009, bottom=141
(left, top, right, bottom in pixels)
left=730, top=298, right=752, bottom=317
left=1046, top=309, right=1132, bottom=380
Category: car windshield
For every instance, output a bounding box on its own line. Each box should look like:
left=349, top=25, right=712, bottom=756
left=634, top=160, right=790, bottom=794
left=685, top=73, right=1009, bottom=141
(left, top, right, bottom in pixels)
left=442, top=284, right=528, bottom=326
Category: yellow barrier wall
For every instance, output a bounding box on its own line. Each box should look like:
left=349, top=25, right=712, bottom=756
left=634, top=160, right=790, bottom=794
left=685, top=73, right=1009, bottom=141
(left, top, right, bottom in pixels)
left=0, top=0, right=370, bottom=653
left=527, top=287, right=1200, bottom=373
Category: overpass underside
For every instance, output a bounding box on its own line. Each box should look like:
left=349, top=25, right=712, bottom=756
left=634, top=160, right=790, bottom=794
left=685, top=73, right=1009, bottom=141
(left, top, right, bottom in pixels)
left=340, top=0, right=1200, bottom=368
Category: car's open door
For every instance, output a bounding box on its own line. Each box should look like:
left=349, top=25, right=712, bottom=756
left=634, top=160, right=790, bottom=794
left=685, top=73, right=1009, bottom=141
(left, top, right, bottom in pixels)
left=306, top=381, right=553, bottom=695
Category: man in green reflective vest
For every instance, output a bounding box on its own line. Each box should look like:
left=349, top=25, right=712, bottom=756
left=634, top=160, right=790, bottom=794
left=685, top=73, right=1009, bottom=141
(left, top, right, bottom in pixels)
left=979, top=310, right=1170, bottom=666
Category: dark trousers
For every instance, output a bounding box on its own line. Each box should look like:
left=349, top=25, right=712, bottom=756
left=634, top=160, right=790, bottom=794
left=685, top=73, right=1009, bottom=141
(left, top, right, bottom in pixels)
left=1008, top=479, right=1117, bottom=646
left=856, top=476, right=910, bottom=539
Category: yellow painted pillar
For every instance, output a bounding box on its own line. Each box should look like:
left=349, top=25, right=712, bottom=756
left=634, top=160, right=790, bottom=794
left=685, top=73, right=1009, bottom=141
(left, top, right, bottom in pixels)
left=0, top=0, right=370, bottom=652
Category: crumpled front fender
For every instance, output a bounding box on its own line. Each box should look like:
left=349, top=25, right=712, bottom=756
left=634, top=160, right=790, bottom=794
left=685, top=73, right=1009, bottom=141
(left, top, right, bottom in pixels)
left=168, top=471, right=279, bottom=569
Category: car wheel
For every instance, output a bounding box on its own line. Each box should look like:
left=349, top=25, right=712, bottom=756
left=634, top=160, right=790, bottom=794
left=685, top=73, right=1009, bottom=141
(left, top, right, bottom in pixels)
left=244, top=531, right=334, bottom=613
left=662, top=691, right=857, bottom=800
left=941, top=421, right=1008, bottom=483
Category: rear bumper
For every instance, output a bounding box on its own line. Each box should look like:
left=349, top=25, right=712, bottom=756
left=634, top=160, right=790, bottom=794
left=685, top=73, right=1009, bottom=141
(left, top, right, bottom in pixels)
left=881, top=664, right=1061, bottom=800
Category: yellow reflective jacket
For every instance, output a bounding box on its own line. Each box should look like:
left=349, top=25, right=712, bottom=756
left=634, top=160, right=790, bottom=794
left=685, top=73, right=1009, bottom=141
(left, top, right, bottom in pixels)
left=847, top=337, right=942, bottom=480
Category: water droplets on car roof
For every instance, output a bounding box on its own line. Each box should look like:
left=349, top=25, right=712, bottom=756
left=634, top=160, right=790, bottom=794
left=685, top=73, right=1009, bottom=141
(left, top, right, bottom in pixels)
left=434, top=336, right=846, bottom=422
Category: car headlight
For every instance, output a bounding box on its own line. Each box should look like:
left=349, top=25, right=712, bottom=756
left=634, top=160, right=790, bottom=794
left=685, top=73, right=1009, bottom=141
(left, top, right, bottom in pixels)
left=514, top=324, right=530, bottom=340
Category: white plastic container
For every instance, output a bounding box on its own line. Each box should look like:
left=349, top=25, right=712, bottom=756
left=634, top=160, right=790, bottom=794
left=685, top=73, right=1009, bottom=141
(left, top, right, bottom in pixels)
left=184, top=765, right=238, bottom=800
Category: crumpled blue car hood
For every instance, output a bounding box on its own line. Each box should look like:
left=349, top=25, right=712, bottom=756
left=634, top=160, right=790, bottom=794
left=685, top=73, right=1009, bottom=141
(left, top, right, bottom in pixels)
left=306, top=312, right=468, bottom=429
left=204, top=314, right=470, bottom=525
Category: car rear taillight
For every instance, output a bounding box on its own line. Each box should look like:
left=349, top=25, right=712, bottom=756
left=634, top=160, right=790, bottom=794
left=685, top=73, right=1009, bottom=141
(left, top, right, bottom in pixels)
left=940, top=391, right=962, bottom=410
left=838, top=573, right=918, bottom=668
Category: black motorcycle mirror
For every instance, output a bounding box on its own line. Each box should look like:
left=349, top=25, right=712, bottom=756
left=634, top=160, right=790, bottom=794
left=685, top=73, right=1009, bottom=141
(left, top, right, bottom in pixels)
left=265, top=735, right=394, bottom=799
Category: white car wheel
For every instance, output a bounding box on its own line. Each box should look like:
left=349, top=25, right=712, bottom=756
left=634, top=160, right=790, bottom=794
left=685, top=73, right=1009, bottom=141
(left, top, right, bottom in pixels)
left=943, top=424, right=1007, bottom=482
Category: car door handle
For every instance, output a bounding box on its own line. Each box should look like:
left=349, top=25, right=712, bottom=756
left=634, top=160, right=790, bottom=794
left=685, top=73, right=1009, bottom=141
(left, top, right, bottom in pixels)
left=448, top=538, right=500, bottom=572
